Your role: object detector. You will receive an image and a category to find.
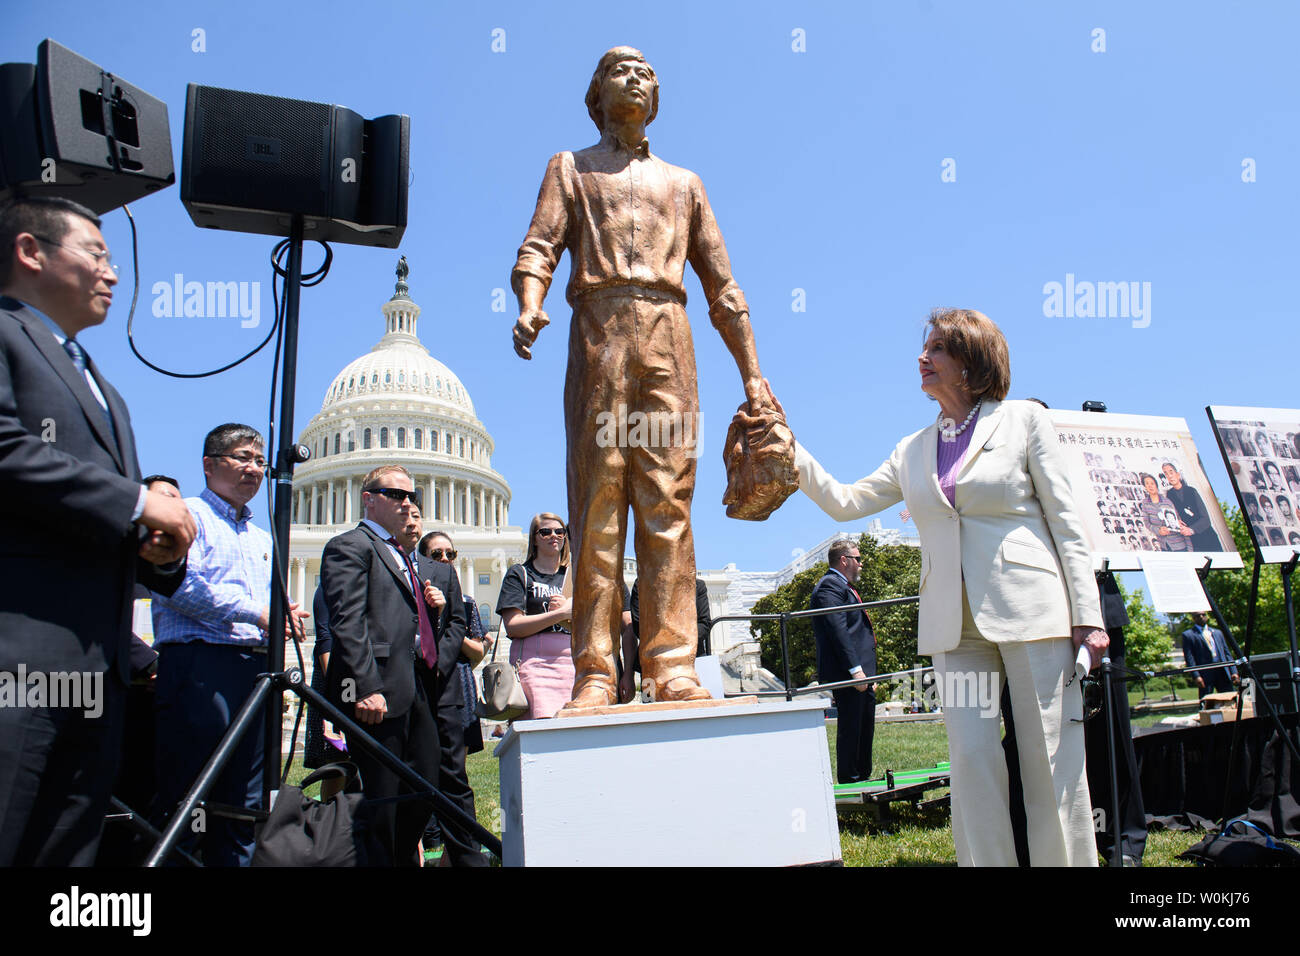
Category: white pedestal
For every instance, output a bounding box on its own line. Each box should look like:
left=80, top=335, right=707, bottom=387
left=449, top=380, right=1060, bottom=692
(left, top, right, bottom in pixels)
left=494, top=698, right=840, bottom=866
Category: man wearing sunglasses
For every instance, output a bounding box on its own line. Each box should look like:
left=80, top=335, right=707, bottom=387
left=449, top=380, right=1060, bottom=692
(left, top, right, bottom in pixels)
left=321, top=465, right=467, bottom=865
left=0, top=196, right=196, bottom=866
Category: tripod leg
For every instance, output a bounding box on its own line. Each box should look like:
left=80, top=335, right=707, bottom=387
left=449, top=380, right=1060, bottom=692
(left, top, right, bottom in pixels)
left=1200, top=563, right=1300, bottom=827
left=145, top=676, right=273, bottom=867
left=291, top=675, right=503, bottom=860
left=1101, top=656, right=1122, bottom=867
left=107, top=798, right=202, bottom=867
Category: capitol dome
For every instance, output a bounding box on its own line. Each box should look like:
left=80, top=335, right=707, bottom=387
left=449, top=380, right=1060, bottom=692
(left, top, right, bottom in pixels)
left=320, top=324, right=475, bottom=419
left=285, top=258, right=528, bottom=625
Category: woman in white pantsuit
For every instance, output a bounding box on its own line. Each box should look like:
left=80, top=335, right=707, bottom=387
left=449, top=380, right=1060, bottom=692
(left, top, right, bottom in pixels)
left=770, top=308, right=1108, bottom=866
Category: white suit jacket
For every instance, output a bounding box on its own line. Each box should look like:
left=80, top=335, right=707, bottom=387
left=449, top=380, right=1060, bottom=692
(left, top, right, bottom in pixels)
left=795, top=399, right=1102, bottom=655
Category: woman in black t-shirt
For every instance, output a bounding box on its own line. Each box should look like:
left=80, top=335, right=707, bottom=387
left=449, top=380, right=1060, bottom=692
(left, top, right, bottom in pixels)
left=494, top=512, right=573, bottom=719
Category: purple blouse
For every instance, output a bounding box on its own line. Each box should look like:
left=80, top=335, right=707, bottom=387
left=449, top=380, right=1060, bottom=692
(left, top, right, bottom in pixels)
left=937, top=407, right=981, bottom=507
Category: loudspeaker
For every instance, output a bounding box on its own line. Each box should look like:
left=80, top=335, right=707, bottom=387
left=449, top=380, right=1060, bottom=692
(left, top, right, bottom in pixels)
left=0, top=39, right=175, bottom=213
left=1252, top=652, right=1298, bottom=716
left=181, top=85, right=408, bottom=248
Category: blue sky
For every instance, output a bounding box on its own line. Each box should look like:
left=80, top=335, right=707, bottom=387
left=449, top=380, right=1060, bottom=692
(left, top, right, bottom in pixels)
left=6, top=1, right=1296, bottom=575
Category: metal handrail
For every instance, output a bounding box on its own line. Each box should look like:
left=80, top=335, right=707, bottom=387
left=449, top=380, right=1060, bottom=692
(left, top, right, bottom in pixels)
left=746, top=664, right=938, bottom=699
left=708, top=595, right=920, bottom=702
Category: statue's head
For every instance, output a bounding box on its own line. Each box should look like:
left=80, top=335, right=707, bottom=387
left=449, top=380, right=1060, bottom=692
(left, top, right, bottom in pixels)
left=585, top=46, right=658, bottom=132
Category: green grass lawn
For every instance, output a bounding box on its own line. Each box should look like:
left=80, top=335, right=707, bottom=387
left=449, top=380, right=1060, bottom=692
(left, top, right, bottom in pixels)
left=832, top=720, right=954, bottom=866
left=1128, top=680, right=1202, bottom=729
left=286, top=715, right=1205, bottom=866
left=1129, top=680, right=1199, bottom=707
left=831, top=719, right=1203, bottom=865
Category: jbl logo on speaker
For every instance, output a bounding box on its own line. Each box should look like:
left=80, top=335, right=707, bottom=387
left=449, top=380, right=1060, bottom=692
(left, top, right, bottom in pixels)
left=245, top=136, right=281, bottom=163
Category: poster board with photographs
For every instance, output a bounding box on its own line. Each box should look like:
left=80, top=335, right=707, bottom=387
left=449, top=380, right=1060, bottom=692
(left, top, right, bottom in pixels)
left=1206, top=405, right=1300, bottom=564
left=1046, top=410, right=1242, bottom=572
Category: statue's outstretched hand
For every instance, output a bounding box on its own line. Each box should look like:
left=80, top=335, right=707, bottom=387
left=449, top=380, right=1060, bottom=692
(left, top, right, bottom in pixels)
left=513, top=309, right=550, bottom=359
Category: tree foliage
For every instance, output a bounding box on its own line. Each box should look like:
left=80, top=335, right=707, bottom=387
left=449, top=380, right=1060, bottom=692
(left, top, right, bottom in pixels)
left=752, top=533, right=922, bottom=690
left=1114, top=578, right=1173, bottom=674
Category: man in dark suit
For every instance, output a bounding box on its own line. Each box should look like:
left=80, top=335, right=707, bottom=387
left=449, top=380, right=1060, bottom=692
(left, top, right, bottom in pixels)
left=0, top=196, right=195, bottom=865
left=1181, top=611, right=1238, bottom=697
left=810, top=538, right=877, bottom=784
left=322, top=464, right=466, bottom=866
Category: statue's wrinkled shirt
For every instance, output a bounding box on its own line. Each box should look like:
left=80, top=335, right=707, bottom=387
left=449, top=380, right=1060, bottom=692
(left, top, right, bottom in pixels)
left=512, top=135, right=748, bottom=329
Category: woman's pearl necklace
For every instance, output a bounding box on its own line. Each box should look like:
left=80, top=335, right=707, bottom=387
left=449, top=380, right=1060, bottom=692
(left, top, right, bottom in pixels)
left=938, top=400, right=982, bottom=441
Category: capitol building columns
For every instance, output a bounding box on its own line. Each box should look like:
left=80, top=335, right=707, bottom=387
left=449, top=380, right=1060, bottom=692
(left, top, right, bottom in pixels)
left=289, top=557, right=307, bottom=610
left=459, top=556, right=475, bottom=601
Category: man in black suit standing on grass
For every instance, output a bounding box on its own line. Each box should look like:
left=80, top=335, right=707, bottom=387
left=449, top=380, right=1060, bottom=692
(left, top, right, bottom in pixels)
left=1181, top=611, right=1238, bottom=697
left=0, top=196, right=195, bottom=865
left=322, top=464, right=466, bottom=865
left=811, top=538, right=878, bottom=784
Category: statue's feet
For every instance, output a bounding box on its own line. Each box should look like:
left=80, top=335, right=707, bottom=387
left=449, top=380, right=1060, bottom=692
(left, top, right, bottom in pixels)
left=652, top=676, right=712, bottom=702
left=560, top=683, right=617, bottom=710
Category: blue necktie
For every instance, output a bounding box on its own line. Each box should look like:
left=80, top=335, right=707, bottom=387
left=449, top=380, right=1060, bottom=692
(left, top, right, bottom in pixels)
left=63, top=338, right=116, bottom=441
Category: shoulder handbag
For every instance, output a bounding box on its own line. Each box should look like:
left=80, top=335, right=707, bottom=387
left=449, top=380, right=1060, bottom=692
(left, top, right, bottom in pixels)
left=252, top=761, right=382, bottom=866
left=476, top=567, right=530, bottom=721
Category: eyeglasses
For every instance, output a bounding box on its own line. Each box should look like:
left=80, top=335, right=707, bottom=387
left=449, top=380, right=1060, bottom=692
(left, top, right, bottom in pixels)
left=30, top=234, right=119, bottom=275
left=369, top=487, right=420, bottom=505
left=536, top=527, right=566, bottom=538
left=212, top=452, right=267, bottom=470
left=427, top=548, right=457, bottom=560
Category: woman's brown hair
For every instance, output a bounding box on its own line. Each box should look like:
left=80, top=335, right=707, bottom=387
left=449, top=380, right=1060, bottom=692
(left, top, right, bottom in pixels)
left=924, top=308, right=1010, bottom=402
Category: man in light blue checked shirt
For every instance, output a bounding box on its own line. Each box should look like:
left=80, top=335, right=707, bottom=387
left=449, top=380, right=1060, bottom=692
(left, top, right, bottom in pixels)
left=151, top=423, right=308, bottom=866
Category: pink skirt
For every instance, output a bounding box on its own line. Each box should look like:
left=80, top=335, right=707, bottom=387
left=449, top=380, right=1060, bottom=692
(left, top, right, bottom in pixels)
left=509, top=632, right=575, bottom=719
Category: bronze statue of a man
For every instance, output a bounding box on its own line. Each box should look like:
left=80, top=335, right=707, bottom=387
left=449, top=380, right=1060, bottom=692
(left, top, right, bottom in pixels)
left=511, top=46, right=771, bottom=706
